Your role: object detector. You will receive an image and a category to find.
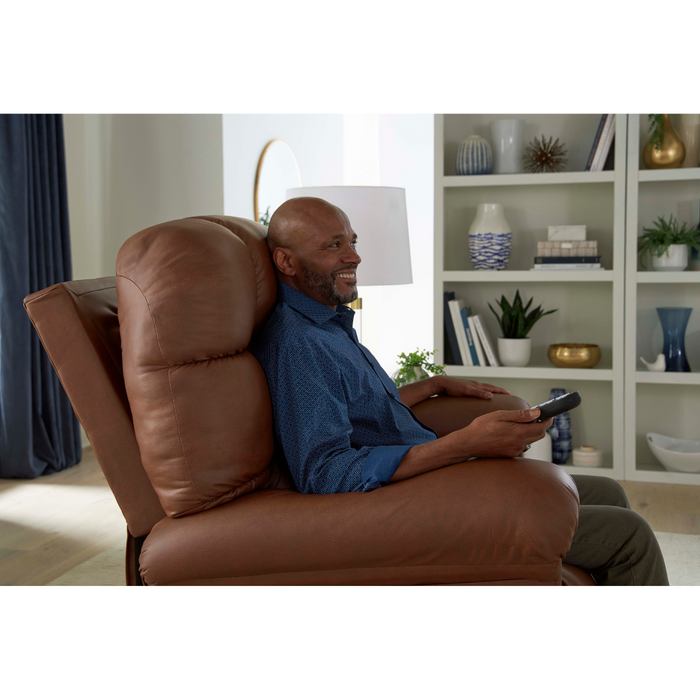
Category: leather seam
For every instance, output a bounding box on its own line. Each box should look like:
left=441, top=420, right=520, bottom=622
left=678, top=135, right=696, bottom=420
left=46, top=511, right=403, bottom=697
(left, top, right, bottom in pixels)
left=170, top=353, right=241, bottom=368
left=116, top=274, right=169, bottom=366
left=74, top=285, right=116, bottom=297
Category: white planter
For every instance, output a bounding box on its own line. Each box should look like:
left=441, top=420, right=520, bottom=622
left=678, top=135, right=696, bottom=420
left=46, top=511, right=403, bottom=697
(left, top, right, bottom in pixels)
left=498, top=337, right=531, bottom=367
left=651, top=244, right=688, bottom=272
left=491, top=119, right=525, bottom=174
left=679, top=114, right=700, bottom=168
left=468, top=203, right=512, bottom=270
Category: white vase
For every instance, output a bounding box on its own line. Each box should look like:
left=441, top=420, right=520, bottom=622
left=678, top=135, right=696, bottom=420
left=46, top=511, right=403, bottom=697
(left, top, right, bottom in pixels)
left=491, top=119, right=525, bottom=174
left=456, top=135, right=493, bottom=175
left=651, top=245, right=688, bottom=272
left=498, top=337, right=531, bottom=367
left=527, top=431, right=552, bottom=462
left=678, top=114, right=700, bottom=168
left=468, top=203, right=512, bottom=270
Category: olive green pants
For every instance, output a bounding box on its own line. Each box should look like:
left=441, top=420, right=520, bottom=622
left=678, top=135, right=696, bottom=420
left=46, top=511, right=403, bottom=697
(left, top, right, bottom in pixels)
left=562, top=475, right=670, bottom=585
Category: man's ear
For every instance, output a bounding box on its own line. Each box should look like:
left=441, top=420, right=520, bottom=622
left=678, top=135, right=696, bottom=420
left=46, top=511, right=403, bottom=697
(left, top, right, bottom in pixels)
left=272, top=247, right=296, bottom=277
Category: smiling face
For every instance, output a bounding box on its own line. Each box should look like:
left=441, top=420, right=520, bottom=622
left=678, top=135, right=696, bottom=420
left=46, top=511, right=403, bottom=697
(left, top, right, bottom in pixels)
left=267, top=198, right=362, bottom=309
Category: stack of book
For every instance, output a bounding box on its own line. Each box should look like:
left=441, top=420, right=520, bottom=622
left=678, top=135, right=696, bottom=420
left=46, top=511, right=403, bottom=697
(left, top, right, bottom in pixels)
left=585, top=114, right=615, bottom=172
left=443, top=292, right=500, bottom=367
left=532, top=225, right=602, bottom=271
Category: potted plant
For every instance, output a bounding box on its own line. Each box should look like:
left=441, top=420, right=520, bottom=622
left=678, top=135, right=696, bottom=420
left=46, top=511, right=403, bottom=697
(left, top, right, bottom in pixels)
left=392, top=348, right=446, bottom=388
left=488, top=291, right=556, bottom=367
left=637, top=215, right=700, bottom=272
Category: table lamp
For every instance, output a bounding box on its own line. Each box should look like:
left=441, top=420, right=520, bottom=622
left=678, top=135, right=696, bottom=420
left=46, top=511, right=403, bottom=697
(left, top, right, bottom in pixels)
left=285, top=186, right=413, bottom=342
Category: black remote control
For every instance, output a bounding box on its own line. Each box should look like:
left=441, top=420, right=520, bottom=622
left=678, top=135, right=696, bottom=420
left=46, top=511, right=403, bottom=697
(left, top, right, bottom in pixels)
left=529, top=391, right=581, bottom=422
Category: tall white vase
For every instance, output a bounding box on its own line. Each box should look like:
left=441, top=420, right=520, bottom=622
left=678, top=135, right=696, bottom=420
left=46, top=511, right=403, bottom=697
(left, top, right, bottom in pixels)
left=468, top=203, right=512, bottom=270
left=679, top=114, right=700, bottom=168
left=491, top=119, right=525, bottom=174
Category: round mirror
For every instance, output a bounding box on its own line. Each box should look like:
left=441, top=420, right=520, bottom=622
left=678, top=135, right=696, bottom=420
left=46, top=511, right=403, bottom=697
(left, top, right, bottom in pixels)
left=254, top=139, right=302, bottom=225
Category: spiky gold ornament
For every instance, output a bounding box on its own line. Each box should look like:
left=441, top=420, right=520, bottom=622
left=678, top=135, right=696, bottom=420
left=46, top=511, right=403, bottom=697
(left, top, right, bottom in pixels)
left=523, top=135, right=568, bottom=173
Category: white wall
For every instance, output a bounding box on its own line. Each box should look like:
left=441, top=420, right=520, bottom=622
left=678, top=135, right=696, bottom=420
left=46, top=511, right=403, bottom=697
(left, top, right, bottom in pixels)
left=64, top=114, right=224, bottom=280
left=345, top=115, right=434, bottom=375
left=222, top=115, right=343, bottom=218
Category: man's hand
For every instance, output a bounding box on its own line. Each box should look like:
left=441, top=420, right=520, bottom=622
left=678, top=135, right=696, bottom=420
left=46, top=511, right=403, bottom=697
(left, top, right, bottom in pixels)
left=451, top=407, right=554, bottom=459
left=433, top=376, right=511, bottom=401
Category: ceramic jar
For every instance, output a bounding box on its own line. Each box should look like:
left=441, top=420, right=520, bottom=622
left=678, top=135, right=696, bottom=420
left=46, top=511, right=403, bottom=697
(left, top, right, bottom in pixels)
left=456, top=135, right=493, bottom=175
left=468, top=203, right=512, bottom=270
left=643, top=115, right=686, bottom=169
left=679, top=114, right=700, bottom=168
left=548, top=388, right=572, bottom=465
left=491, top=119, right=525, bottom=174
left=497, top=338, right=531, bottom=367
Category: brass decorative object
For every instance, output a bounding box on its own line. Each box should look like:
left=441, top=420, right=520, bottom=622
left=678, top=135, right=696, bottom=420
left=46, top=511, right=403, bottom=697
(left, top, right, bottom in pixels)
left=643, top=115, right=686, bottom=170
left=548, top=343, right=601, bottom=369
left=523, top=135, right=568, bottom=173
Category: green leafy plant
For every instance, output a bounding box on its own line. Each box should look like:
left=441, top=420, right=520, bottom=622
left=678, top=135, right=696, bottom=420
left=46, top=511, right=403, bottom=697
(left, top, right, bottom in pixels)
left=637, top=215, right=700, bottom=269
left=393, top=348, right=445, bottom=388
left=259, top=206, right=272, bottom=227
left=488, top=290, right=556, bottom=339
left=648, top=114, right=664, bottom=151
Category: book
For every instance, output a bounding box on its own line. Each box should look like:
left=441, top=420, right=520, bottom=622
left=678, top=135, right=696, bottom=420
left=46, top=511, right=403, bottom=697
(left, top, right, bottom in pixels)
left=534, top=256, right=601, bottom=264
left=460, top=308, right=480, bottom=366
left=585, top=115, right=607, bottom=172
left=448, top=299, right=472, bottom=366
left=443, top=291, right=462, bottom=365
left=547, top=225, right=586, bottom=241
left=532, top=263, right=602, bottom=270
left=471, top=315, right=500, bottom=367
left=467, top=314, right=486, bottom=367
left=591, top=115, right=615, bottom=172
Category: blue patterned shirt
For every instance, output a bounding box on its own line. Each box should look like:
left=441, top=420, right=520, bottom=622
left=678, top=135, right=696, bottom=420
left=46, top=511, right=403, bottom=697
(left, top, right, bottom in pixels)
left=250, top=281, right=438, bottom=494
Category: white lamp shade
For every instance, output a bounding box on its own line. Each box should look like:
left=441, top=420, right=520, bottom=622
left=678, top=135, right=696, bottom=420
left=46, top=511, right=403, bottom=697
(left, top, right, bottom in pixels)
left=285, top=186, right=413, bottom=286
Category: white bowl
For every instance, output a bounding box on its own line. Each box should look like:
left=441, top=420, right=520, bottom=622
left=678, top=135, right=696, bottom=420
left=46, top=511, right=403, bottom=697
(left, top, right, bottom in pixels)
left=646, top=433, right=700, bottom=474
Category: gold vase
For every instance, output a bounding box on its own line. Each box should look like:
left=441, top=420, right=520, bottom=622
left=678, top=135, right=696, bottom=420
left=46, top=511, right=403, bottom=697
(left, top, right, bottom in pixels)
left=643, top=115, right=686, bottom=169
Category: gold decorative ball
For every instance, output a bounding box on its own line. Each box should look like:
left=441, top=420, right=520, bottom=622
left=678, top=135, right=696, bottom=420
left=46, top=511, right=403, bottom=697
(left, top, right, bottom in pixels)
left=548, top=344, right=601, bottom=369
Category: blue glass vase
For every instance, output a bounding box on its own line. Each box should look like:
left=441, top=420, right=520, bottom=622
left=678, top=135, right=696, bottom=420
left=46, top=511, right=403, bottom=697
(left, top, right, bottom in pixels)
left=547, top=388, right=572, bottom=465
left=657, top=307, right=692, bottom=372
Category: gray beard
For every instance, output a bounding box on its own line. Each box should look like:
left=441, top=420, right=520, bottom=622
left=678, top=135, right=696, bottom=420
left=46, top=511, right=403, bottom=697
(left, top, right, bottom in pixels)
left=301, top=265, right=358, bottom=305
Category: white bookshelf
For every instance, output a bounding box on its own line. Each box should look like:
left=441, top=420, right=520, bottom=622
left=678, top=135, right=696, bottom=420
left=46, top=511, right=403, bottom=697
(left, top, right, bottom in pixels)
left=434, top=115, right=627, bottom=480
left=624, top=115, right=700, bottom=486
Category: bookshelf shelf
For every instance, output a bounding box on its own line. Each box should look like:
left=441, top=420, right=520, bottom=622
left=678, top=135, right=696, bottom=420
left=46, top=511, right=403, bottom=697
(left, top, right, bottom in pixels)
left=636, top=272, right=700, bottom=284
left=635, top=372, right=700, bottom=385
left=638, top=167, right=700, bottom=183
left=446, top=364, right=614, bottom=381
left=442, top=171, right=616, bottom=188
left=441, top=270, right=614, bottom=283
left=435, top=114, right=627, bottom=482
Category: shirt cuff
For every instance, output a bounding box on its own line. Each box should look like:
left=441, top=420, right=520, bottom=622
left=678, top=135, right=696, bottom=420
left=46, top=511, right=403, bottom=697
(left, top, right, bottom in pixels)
left=361, top=445, right=413, bottom=492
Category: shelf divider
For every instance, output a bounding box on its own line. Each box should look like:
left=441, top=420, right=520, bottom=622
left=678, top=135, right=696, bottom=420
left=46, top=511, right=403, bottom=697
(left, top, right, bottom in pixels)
left=445, top=364, right=613, bottom=381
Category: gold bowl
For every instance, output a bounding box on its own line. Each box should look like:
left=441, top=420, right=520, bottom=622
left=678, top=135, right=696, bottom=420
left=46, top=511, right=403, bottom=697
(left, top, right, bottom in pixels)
left=548, top=344, right=601, bottom=369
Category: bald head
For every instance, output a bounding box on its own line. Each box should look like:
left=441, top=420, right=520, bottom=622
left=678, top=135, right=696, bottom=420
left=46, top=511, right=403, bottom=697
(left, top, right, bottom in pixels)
left=266, top=197, right=350, bottom=254
left=264, top=196, right=361, bottom=309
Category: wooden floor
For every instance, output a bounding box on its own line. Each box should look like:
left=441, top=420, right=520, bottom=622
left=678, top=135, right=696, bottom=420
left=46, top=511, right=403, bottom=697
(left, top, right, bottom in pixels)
left=1, top=447, right=699, bottom=585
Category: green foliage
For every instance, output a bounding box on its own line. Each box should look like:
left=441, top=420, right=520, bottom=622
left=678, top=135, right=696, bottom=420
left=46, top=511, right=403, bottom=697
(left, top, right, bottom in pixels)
left=637, top=214, right=700, bottom=269
left=488, top=290, right=556, bottom=339
left=393, top=348, right=445, bottom=388
left=648, top=114, right=664, bottom=151
left=259, top=206, right=272, bottom=227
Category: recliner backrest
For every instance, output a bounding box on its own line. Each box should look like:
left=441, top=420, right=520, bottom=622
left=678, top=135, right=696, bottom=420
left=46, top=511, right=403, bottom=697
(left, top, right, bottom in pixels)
left=116, top=216, right=278, bottom=518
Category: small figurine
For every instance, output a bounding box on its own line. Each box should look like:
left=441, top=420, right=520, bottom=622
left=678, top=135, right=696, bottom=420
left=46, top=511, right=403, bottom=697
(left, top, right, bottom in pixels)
left=640, top=354, right=666, bottom=372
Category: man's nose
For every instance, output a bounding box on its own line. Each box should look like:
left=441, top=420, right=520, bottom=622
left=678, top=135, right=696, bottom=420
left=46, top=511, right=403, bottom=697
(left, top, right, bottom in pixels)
left=345, top=245, right=361, bottom=265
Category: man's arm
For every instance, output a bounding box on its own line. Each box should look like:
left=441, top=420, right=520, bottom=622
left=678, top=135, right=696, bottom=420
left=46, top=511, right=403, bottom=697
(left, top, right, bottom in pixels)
left=397, top=375, right=511, bottom=408
left=389, top=407, right=554, bottom=483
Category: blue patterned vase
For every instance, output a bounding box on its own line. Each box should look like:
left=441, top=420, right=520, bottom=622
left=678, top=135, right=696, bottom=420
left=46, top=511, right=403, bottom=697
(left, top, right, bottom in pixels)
left=456, top=135, right=493, bottom=175
left=657, top=307, right=692, bottom=372
left=468, top=203, right=512, bottom=270
left=547, top=388, right=572, bottom=465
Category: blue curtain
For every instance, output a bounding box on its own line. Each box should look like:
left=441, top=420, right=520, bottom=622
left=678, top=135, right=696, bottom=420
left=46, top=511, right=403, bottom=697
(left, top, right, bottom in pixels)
left=0, top=115, right=82, bottom=478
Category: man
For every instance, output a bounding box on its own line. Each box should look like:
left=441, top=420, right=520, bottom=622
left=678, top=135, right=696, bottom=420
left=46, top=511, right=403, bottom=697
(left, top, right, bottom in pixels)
left=250, top=197, right=669, bottom=586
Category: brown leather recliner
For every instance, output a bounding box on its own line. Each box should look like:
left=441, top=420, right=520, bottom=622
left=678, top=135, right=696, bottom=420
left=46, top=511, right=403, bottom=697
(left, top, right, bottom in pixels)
left=24, top=215, right=595, bottom=585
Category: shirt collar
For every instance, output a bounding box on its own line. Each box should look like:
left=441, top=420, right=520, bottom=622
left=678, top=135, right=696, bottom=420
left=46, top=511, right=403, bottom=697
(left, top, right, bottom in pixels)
left=277, top=281, right=354, bottom=327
